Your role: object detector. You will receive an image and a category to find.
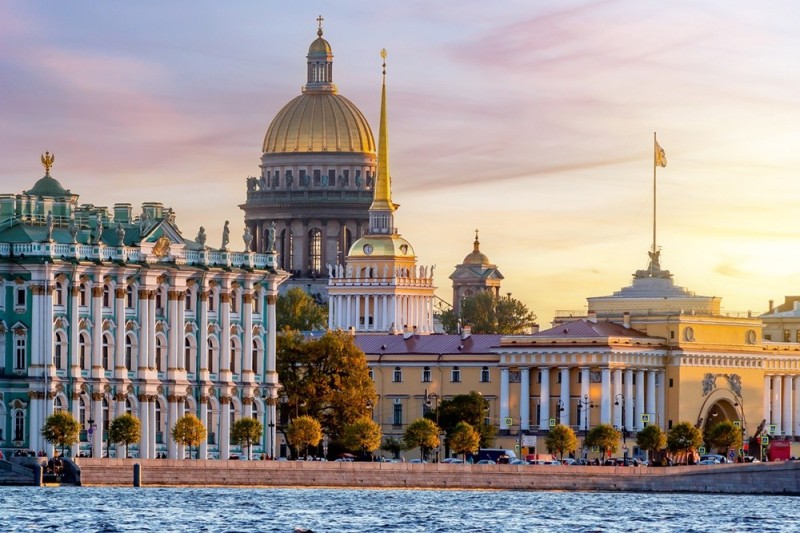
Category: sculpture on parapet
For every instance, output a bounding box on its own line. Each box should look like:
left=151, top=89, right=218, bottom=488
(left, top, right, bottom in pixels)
left=327, top=264, right=334, bottom=278
left=116, top=223, right=125, bottom=245
left=196, top=226, right=207, bottom=247
left=221, top=221, right=230, bottom=251
left=243, top=226, right=253, bottom=251
left=45, top=211, right=54, bottom=242
left=634, top=249, right=672, bottom=279
left=267, top=221, right=276, bottom=252
left=68, top=215, right=79, bottom=243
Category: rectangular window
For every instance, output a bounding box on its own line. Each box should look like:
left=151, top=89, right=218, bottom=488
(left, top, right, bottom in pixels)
left=327, top=169, right=335, bottom=186
left=451, top=367, right=461, bottom=383
left=577, top=372, right=582, bottom=384
left=537, top=371, right=541, bottom=384
left=558, top=372, right=562, bottom=384
left=16, top=288, right=26, bottom=307
left=368, top=367, right=374, bottom=381
left=764, top=334, right=772, bottom=341
left=15, top=337, right=26, bottom=369
left=313, top=169, right=321, bottom=186
left=299, top=169, right=306, bottom=185
left=422, top=368, right=431, bottom=383
left=784, top=330, right=791, bottom=342
left=669, top=378, right=674, bottom=388
left=480, top=368, right=490, bottom=383
left=343, top=169, right=349, bottom=186
left=670, top=330, right=675, bottom=339
left=393, top=368, right=402, bottom=383
left=393, top=403, right=402, bottom=426
left=796, top=330, right=800, bottom=343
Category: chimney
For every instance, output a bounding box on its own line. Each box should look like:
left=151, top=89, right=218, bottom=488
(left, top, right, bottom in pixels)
left=530, top=324, right=540, bottom=334
left=113, top=203, right=132, bottom=224
left=769, top=299, right=774, bottom=312
left=623, top=312, right=631, bottom=329
left=348, top=326, right=356, bottom=336
left=461, top=325, right=472, bottom=340
left=403, top=325, right=414, bottom=340
left=587, top=310, right=597, bottom=324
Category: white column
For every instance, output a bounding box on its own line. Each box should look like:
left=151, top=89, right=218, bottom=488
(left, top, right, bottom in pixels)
left=148, top=399, right=156, bottom=457
left=138, top=290, right=149, bottom=375
left=69, top=285, right=80, bottom=378
left=580, top=367, right=590, bottom=400
left=328, top=295, right=335, bottom=330
left=139, top=395, right=150, bottom=459
left=177, top=399, right=186, bottom=459
left=635, top=370, right=645, bottom=431
left=115, top=395, right=125, bottom=458
left=344, top=295, right=351, bottom=328
left=219, top=398, right=230, bottom=460
left=167, top=290, right=179, bottom=375
left=500, top=368, right=510, bottom=430
left=559, top=367, right=570, bottom=426
left=199, top=291, right=209, bottom=376
left=763, top=375, right=772, bottom=425
left=600, top=368, right=611, bottom=424
left=220, top=290, right=231, bottom=378
left=114, top=287, right=126, bottom=378
left=795, top=377, right=800, bottom=438
left=646, top=371, right=656, bottom=424
left=92, top=396, right=103, bottom=458
left=242, top=292, right=254, bottom=380
left=657, top=370, right=666, bottom=430
left=624, top=369, right=634, bottom=431
left=147, top=292, right=156, bottom=369
left=198, top=398, right=209, bottom=460
left=91, top=286, right=103, bottom=376
left=520, top=368, right=530, bottom=431
left=266, top=294, right=278, bottom=380
left=70, top=394, right=80, bottom=457
left=782, top=376, right=793, bottom=437
left=355, top=295, right=361, bottom=331
left=539, top=367, right=550, bottom=431
left=167, top=396, right=178, bottom=458
left=773, top=375, right=783, bottom=434
left=613, top=368, right=623, bottom=428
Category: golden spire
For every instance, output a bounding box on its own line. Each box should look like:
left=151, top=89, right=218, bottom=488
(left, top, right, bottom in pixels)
left=474, top=229, right=480, bottom=252
left=370, top=48, right=395, bottom=213
left=40, top=151, right=55, bottom=176
left=316, top=14, right=324, bottom=36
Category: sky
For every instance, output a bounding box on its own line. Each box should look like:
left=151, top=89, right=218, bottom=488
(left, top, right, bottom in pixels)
left=2, top=1, right=800, bottom=324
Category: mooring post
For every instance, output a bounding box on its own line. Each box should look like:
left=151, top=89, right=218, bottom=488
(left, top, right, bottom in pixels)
left=33, top=464, right=43, bottom=487
left=133, top=463, right=142, bottom=487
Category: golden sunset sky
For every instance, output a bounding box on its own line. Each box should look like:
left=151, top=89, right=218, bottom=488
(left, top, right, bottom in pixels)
left=2, top=1, right=800, bottom=323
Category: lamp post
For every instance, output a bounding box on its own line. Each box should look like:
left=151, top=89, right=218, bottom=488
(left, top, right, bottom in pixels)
left=614, top=394, right=627, bottom=465
left=87, top=418, right=97, bottom=458
left=268, top=422, right=275, bottom=459
left=578, top=394, right=594, bottom=460
left=555, top=399, right=565, bottom=426
left=424, top=389, right=440, bottom=462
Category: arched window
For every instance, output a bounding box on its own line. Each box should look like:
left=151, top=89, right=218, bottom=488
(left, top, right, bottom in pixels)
left=393, top=366, right=402, bottom=383
left=308, top=228, right=322, bottom=275
left=185, top=290, right=193, bottom=312
left=184, top=336, right=196, bottom=373
left=54, top=281, right=65, bottom=307
left=230, top=290, right=239, bottom=314
left=14, top=410, right=25, bottom=441
left=208, top=290, right=216, bottom=313
left=230, top=338, right=240, bottom=374
left=126, top=285, right=135, bottom=309
left=481, top=366, right=490, bottom=383
left=78, top=397, right=87, bottom=429
left=125, top=398, right=133, bottom=415
left=102, top=284, right=111, bottom=308
left=279, top=229, right=293, bottom=271
left=101, top=334, right=112, bottom=370
left=79, top=283, right=89, bottom=307
left=251, top=339, right=259, bottom=374
left=207, top=399, right=217, bottom=445
left=155, top=401, right=163, bottom=441
left=252, top=291, right=261, bottom=314
left=125, top=334, right=137, bottom=371
left=79, top=333, right=90, bottom=370
left=54, top=396, right=65, bottom=413
left=54, top=331, right=67, bottom=370
left=155, top=336, right=165, bottom=373
left=155, top=287, right=165, bottom=314
left=207, top=337, right=218, bottom=373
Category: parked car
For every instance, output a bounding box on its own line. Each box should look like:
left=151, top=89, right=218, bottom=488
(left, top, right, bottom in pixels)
left=441, top=457, right=464, bottom=464
left=699, top=454, right=731, bottom=464
left=510, top=459, right=529, bottom=465
left=409, top=459, right=427, bottom=464
left=476, top=459, right=496, bottom=465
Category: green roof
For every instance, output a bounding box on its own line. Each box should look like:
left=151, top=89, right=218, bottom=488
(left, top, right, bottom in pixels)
left=25, top=175, right=71, bottom=197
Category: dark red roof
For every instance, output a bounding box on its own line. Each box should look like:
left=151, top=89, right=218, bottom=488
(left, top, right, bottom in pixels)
left=355, top=334, right=501, bottom=355
left=533, top=319, right=651, bottom=339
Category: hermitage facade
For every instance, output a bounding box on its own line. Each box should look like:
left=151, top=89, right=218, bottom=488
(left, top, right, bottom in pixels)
left=0, top=159, right=288, bottom=459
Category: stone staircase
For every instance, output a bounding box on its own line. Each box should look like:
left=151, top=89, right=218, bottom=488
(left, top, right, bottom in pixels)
left=0, top=460, right=34, bottom=485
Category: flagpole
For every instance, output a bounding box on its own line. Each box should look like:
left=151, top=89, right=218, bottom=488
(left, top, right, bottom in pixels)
left=652, top=132, right=657, bottom=275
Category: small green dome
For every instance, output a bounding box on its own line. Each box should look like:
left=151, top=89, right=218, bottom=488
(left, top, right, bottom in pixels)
left=25, top=175, right=70, bottom=197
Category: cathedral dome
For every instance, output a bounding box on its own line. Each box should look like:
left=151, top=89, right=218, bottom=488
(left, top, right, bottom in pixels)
left=262, top=93, right=375, bottom=154
left=462, top=231, right=492, bottom=265
left=309, top=36, right=332, bottom=55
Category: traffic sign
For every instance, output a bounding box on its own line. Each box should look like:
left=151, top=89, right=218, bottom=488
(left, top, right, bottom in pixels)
left=641, top=414, right=651, bottom=423
left=768, top=424, right=777, bottom=435
left=698, top=446, right=706, bottom=455
left=728, top=450, right=735, bottom=460
left=505, top=417, right=513, bottom=426
left=514, top=444, right=520, bottom=452
left=549, top=418, right=556, bottom=427
left=733, top=421, right=741, bottom=428
left=761, top=436, right=769, bottom=445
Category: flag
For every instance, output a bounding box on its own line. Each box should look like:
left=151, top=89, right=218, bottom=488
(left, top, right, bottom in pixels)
left=655, top=140, right=667, bottom=168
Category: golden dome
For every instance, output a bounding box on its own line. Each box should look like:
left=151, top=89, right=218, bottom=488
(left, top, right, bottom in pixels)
left=349, top=234, right=415, bottom=258
left=262, top=93, right=376, bottom=154
left=462, top=230, right=491, bottom=265
left=309, top=36, right=332, bottom=55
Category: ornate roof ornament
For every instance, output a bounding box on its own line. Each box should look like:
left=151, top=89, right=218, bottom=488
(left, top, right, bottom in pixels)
left=41, top=151, right=55, bottom=176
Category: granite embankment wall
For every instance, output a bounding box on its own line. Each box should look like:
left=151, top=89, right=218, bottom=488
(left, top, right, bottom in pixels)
left=75, top=459, right=800, bottom=495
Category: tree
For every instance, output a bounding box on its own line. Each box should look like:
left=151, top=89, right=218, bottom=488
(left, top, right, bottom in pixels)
left=432, top=391, right=496, bottom=449
left=441, top=291, right=536, bottom=334
left=41, top=411, right=80, bottom=456
left=108, top=414, right=141, bottom=459
left=286, top=415, right=322, bottom=459
left=667, top=421, right=703, bottom=464
left=636, top=425, right=666, bottom=464
left=231, top=417, right=263, bottom=460
left=544, top=424, right=578, bottom=461
left=341, top=416, right=382, bottom=459
left=171, top=414, right=207, bottom=459
left=585, top=424, right=620, bottom=459
left=276, top=287, right=327, bottom=331
left=277, top=329, right=376, bottom=442
left=380, top=436, right=404, bottom=459
left=705, top=421, right=743, bottom=458
left=403, top=418, right=441, bottom=460
left=448, top=421, right=480, bottom=462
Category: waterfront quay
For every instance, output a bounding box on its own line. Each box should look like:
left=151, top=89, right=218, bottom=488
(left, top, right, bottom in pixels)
left=74, top=458, right=800, bottom=495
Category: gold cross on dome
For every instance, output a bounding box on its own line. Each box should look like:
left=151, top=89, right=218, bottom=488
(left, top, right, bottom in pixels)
left=317, top=15, right=324, bottom=31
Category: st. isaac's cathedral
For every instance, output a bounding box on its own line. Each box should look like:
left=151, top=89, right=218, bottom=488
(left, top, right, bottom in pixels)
left=3, top=21, right=800, bottom=461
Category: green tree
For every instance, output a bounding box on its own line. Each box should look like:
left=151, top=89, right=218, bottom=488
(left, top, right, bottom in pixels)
left=667, top=421, right=703, bottom=464
left=544, top=424, right=578, bottom=461
left=276, top=287, right=327, bottom=331
left=431, top=391, right=496, bottom=449
left=403, top=418, right=441, bottom=461
left=277, top=330, right=376, bottom=442
left=380, top=436, right=404, bottom=459
left=340, top=416, right=382, bottom=459
left=705, top=420, right=743, bottom=458
left=108, top=413, right=141, bottom=459
left=442, top=291, right=536, bottom=334
left=231, top=417, right=263, bottom=460
left=585, top=424, right=621, bottom=459
left=286, top=415, right=323, bottom=459
left=41, top=411, right=81, bottom=456
left=171, top=414, right=207, bottom=459
left=448, top=421, right=480, bottom=462
left=636, top=425, right=666, bottom=464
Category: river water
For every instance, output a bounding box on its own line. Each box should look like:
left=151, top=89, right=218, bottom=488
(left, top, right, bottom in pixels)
left=3, top=486, right=797, bottom=532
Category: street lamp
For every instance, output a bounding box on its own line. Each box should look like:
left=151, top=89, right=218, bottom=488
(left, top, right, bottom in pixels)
left=578, top=394, right=594, bottom=460
left=614, top=394, right=628, bottom=466
left=268, top=422, right=275, bottom=459
left=555, top=399, right=565, bottom=427
left=87, top=418, right=97, bottom=458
